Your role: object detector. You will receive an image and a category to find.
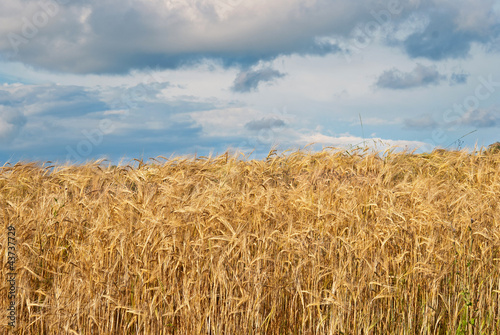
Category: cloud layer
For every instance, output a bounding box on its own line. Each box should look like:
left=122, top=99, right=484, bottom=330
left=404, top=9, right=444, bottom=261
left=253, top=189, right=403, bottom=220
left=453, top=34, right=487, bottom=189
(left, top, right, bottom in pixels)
left=1, top=0, right=499, bottom=74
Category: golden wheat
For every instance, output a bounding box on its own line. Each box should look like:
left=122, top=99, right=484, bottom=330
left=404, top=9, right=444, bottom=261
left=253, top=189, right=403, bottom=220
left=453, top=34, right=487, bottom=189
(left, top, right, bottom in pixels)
left=1, top=146, right=500, bottom=334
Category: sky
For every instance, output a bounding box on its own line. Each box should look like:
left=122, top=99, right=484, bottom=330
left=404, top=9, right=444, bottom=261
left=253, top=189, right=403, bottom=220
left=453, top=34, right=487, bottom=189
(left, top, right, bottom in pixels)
left=1, top=0, right=500, bottom=164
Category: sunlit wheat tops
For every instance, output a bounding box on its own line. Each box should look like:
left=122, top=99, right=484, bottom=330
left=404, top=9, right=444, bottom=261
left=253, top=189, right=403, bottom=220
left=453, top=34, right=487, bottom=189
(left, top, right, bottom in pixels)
left=1, top=146, right=500, bottom=334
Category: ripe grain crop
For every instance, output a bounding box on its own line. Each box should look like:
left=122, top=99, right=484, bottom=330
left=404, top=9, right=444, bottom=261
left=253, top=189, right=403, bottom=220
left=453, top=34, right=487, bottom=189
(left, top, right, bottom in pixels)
left=1, top=146, right=500, bottom=334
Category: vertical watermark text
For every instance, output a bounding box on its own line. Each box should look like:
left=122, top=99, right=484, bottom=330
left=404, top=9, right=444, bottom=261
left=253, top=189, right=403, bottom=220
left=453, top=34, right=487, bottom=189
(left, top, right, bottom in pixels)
left=7, top=224, right=17, bottom=328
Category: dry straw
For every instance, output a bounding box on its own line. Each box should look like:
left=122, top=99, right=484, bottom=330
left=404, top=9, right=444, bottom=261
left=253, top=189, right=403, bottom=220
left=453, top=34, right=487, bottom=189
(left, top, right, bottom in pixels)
left=1, top=145, right=500, bottom=334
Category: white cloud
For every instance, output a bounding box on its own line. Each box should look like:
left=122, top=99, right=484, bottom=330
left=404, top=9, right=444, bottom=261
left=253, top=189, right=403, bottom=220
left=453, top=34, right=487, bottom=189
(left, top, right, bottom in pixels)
left=187, top=107, right=264, bottom=137
left=297, top=131, right=429, bottom=151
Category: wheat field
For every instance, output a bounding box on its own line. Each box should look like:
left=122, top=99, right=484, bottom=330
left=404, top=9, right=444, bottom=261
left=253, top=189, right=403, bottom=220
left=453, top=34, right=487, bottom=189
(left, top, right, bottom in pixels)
left=1, top=146, right=500, bottom=334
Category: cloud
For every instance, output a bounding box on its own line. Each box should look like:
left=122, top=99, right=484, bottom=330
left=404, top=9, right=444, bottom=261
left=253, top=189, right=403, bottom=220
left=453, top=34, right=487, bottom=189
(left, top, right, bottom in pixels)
left=375, top=63, right=446, bottom=89
left=232, top=68, right=285, bottom=93
left=0, top=0, right=498, bottom=74
left=0, top=84, right=109, bottom=118
left=349, top=116, right=401, bottom=126
left=400, top=5, right=499, bottom=60
left=449, top=71, right=469, bottom=85
left=106, top=81, right=171, bottom=110
left=0, top=0, right=368, bottom=74
left=245, top=117, right=286, bottom=131
left=0, top=105, right=27, bottom=143
left=458, top=107, right=500, bottom=128
left=296, top=131, right=429, bottom=151
left=404, top=113, right=438, bottom=129
left=0, top=82, right=218, bottom=154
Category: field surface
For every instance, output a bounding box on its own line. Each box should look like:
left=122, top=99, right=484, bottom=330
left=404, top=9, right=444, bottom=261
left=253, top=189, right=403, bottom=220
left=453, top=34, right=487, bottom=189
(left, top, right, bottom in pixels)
left=1, top=147, right=500, bottom=334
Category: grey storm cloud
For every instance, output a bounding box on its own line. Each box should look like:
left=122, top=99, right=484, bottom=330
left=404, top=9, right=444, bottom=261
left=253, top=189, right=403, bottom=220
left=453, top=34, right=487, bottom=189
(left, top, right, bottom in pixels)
left=0, top=0, right=367, bottom=74
left=3, top=0, right=499, bottom=74
left=375, top=63, right=446, bottom=89
left=403, top=18, right=474, bottom=60
left=401, top=3, right=500, bottom=60
left=0, top=1, right=498, bottom=74
left=232, top=68, right=286, bottom=93
left=245, top=117, right=286, bottom=131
